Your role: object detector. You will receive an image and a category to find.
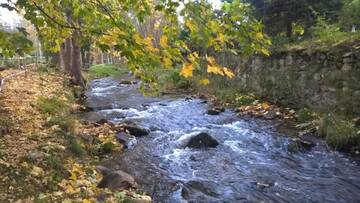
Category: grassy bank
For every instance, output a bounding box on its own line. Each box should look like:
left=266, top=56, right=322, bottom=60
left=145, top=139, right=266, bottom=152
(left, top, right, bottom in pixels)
left=87, top=64, right=129, bottom=79
left=0, top=67, right=150, bottom=202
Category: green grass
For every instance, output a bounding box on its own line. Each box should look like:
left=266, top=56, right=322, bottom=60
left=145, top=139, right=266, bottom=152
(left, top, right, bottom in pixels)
left=319, top=115, right=360, bottom=151
left=100, top=142, right=115, bottom=154
left=88, top=64, right=128, bottom=79
left=296, top=108, right=315, bottom=123
left=37, top=96, right=68, bottom=115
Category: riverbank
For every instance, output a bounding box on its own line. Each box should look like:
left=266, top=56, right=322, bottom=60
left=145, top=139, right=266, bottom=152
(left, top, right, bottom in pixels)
left=83, top=76, right=360, bottom=202
left=0, top=68, right=150, bottom=202
left=186, top=82, right=360, bottom=155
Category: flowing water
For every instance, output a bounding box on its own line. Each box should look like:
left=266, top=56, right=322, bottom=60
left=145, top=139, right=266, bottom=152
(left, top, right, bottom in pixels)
left=85, top=77, right=360, bottom=203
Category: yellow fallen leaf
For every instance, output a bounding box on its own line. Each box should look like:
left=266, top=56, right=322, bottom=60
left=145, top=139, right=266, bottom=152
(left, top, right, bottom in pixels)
left=82, top=199, right=92, bottom=203
left=62, top=199, right=72, bottom=203
left=66, top=184, right=76, bottom=194
left=69, top=171, right=77, bottom=181
left=53, top=191, right=63, bottom=196
left=30, top=166, right=44, bottom=177
left=262, top=102, right=270, bottom=110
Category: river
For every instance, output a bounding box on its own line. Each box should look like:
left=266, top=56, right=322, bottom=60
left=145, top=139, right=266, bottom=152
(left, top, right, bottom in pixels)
left=85, top=77, right=360, bottom=203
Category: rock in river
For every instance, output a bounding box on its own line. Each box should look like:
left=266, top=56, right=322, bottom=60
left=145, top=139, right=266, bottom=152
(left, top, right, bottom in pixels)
left=288, top=138, right=316, bottom=153
left=121, top=124, right=150, bottom=137
left=207, top=107, right=225, bottom=115
left=186, top=133, right=219, bottom=148
left=116, top=132, right=137, bottom=149
left=97, top=165, right=137, bottom=190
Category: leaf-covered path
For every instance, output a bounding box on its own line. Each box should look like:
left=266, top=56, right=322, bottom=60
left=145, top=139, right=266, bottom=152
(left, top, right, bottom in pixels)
left=0, top=68, right=150, bottom=202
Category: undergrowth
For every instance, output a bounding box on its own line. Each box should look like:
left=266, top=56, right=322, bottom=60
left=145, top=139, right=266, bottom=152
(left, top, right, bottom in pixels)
left=319, top=115, right=360, bottom=151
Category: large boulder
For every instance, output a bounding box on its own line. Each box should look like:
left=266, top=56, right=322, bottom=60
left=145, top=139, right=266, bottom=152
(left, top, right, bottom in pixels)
left=121, top=124, right=150, bottom=137
left=186, top=133, right=219, bottom=148
left=96, top=165, right=137, bottom=190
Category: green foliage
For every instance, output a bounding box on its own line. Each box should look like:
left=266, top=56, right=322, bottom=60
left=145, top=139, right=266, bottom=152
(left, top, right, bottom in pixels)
left=312, top=16, right=348, bottom=43
left=47, top=114, right=76, bottom=134
left=339, top=0, right=360, bottom=31
left=319, top=115, right=360, bottom=150
left=37, top=96, right=68, bottom=115
left=296, top=108, right=315, bottom=123
left=88, top=64, right=128, bottom=79
left=163, top=69, right=191, bottom=90
left=68, top=138, right=85, bottom=157
left=100, top=142, right=115, bottom=154
left=244, top=0, right=343, bottom=38
left=0, top=29, right=33, bottom=57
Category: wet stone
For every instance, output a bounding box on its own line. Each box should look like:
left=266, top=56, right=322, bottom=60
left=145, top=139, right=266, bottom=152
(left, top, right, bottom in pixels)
left=207, top=107, right=225, bottom=115
left=186, top=133, right=219, bottom=149
left=121, top=124, right=150, bottom=137
left=97, top=165, right=137, bottom=190
left=288, top=138, right=316, bottom=153
left=116, top=132, right=136, bottom=149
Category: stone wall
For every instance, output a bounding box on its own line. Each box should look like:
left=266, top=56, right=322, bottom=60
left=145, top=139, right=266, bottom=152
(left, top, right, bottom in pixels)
left=223, top=43, right=360, bottom=115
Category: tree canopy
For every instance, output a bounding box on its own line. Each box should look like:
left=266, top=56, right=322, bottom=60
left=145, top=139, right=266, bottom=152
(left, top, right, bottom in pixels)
left=1, top=0, right=270, bottom=87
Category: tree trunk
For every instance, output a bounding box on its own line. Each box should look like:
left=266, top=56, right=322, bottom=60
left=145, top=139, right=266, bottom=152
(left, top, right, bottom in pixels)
left=59, top=43, right=66, bottom=70
left=71, top=31, right=86, bottom=88
left=64, top=38, right=72, bottom=72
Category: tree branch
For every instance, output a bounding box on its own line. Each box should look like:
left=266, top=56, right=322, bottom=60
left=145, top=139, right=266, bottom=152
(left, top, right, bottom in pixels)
left=31, top=1, right=79, bottom=30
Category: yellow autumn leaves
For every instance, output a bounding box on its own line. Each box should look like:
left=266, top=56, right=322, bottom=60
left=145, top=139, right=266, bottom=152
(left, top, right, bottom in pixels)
left=180, top=63, right=195, bottom=78
left=180, top=54, right=235, bottom=85
left=207, top=56, right=235, bottom=78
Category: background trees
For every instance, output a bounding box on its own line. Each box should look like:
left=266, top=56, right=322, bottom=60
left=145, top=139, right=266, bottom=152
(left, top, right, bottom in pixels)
left=241, top=0, right=346, bottom=39
left=0, top=27, right=33, bottom=58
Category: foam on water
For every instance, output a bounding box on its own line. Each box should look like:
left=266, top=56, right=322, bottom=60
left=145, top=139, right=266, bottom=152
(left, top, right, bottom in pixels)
left=85, top=78, right=360, bottom=203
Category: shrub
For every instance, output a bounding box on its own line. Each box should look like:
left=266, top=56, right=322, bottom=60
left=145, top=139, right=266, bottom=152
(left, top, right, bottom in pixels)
left=319, top=115, right=360, bottom=151
left=37, top=97, right=68, bottom=115
left=164, top=69, right=191, bottom=89
left=100, top=142, right=115, bottom=154
left=46, top=114, right=76, bottom=134
left=68, top=138, right=86, bottom=157
left=234, top=94, right=256, bottom=106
